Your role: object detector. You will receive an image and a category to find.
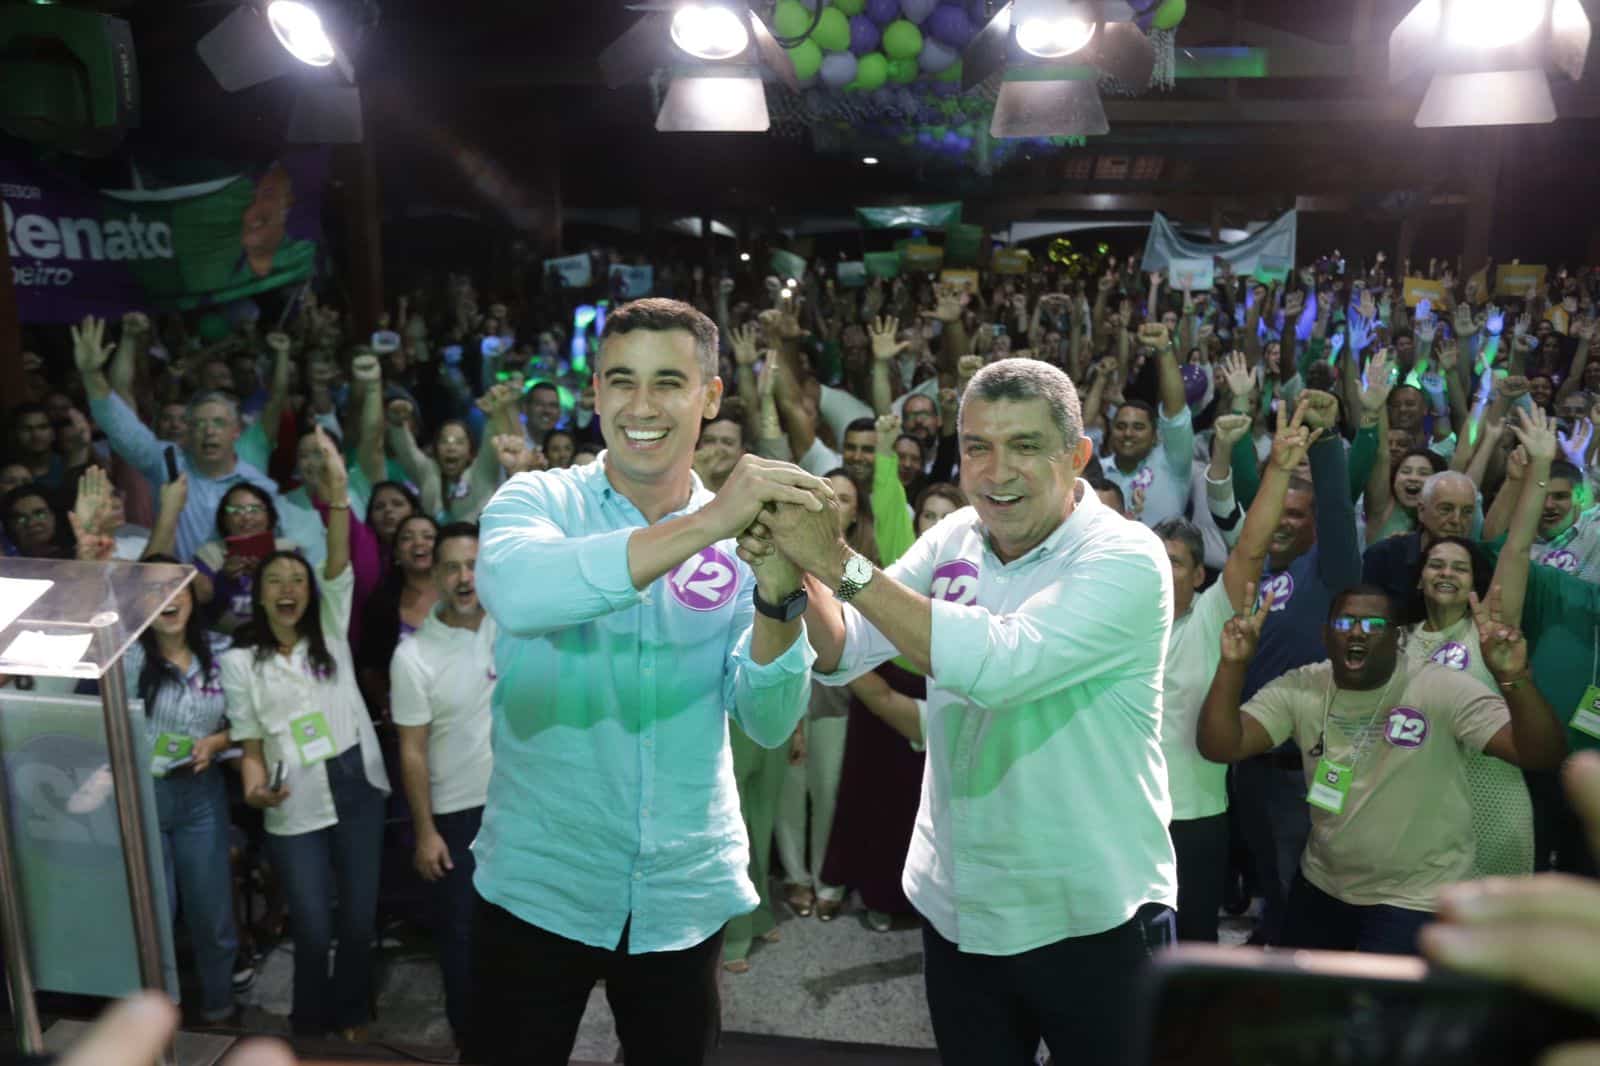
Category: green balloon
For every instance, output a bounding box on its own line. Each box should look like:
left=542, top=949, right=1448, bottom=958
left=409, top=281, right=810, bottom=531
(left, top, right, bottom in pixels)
left=937, top=59, right=963, bottom=82
left=881, top=19, right=924, bottom=60
left=834, top=0, right=866, bottom=13
left=812, top=6, right=851, bottom=51
left=849, top=51, right=889, bottom=90
left=887, top=55, right=919, bottom=83
left=773, top=0, right=812, bottom=38
left=787, top=37, right=823, bottom=80
left=1153, top=0, right=1186, bottom=29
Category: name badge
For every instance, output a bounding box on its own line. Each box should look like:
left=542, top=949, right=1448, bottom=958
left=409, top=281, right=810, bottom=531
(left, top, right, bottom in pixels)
left=1571, top=686, right=1600, bottom=741
left=1307, top=758, right=1352, bottom=815
left=151, top=733, right=192, bottom=777
left=289, top=711, right=336, bottom=766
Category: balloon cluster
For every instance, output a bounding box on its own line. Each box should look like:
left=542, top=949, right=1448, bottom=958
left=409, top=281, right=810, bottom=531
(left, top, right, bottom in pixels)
left=775, top=0, right=985, bottom=91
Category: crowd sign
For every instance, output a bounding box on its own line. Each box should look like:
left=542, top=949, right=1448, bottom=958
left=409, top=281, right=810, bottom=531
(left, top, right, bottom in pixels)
left=3, top=151, right=327, bottom=323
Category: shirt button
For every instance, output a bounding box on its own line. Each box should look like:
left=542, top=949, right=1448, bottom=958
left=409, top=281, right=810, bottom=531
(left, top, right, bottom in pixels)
left=633, top=871, right=643, bottom=882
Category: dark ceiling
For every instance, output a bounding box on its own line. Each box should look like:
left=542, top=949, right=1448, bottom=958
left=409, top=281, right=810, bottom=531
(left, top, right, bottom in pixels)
left=78, top=0, right=1600, bottom=259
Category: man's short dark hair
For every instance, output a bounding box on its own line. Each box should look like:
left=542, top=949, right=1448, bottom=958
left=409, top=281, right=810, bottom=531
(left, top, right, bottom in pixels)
left=965, top=357, right=1083, bottom=450
left=844, top=417, right=878, bottom=438
left=1549, top=459, right=1584, bottom=485
left=528, top=381, right=560, bottom=399
left=1114, top=398, right=1157, bottom=426
left=1329, top=583, right=1396, bottom=623
left=904, top=393, right=937, bottom=415
left=1153, top=517, right=1205, bottom=570
left=700, top=412, right=744, bottom=445
left=599, top=298, right=719, bottom=383
left=436, top=521, right=479, bottom=552
left=1085, top=472, right=1124, bottom=511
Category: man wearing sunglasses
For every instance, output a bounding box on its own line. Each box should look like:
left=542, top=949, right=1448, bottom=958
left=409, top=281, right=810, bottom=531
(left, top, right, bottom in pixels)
left=1198, top=585, right=1567, bottom=954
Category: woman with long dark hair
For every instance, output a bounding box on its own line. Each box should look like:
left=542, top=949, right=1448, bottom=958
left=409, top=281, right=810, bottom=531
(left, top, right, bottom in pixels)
left=219, top=429, right=390, bottom=1039
left=356, top=513, right=438, bottom=716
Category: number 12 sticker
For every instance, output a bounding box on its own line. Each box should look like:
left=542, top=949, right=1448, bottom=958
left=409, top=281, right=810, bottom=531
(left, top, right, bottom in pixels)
left=669, top=547, right=738, bottom=612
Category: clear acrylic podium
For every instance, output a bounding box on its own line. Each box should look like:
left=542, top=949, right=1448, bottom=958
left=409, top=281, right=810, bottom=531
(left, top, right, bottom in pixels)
left=0, top=557, right=193, bottom=1059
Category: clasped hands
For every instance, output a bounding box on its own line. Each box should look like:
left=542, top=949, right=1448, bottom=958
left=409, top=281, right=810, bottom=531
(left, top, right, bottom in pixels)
left=707, top=455, right=848, bottom=592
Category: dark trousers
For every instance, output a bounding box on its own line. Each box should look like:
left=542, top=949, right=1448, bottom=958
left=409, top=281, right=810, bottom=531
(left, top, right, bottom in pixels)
left=1233, top=754, right=1310, bottom=944
left=266, top=746, right=386, bottom=1035
left=430, top=805, right=482, bottom=1038
left=1171, top=813, right=1229, bottom=943
left=1279, top=873, right=1431, bottom=955
left=463, top=896, right=724, bottom=1066
left=920, top=903, right=1176, bottom=1066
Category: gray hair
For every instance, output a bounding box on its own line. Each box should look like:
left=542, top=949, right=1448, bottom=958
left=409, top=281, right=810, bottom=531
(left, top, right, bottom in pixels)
left=185, top=390, right=240, bottom=424
left=599, top=297, right=719, bottom=384
left=961, top=357, right=1082, bottom=450
left=1153, top=517, right=1206, bottom=569
left=1420, top=470, right=1474, bottom=506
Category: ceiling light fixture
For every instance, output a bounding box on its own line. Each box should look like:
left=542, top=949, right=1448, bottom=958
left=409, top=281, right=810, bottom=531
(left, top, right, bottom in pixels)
left=266, top=0, right=335, bottom=66
left=740, top=252, right=751, bottom=261
left=195, top=0, right=361, bottom=142
left=670, top=3, right=751, bottom=61
left=862, top=155, right=879, bottom=165
left=1015, top=15, right=1096, bottom=58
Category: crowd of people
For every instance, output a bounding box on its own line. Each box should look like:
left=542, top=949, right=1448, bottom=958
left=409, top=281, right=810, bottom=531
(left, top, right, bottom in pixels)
left=5, top=245, right=1600, bottom=1064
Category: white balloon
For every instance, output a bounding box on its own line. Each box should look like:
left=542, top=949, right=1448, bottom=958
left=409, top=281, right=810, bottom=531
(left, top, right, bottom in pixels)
left=918, top=37, right=958, bottom=71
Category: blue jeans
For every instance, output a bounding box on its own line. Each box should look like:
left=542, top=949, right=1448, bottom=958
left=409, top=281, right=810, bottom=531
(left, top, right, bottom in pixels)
left=1279, top=873, right=1432, bottom=955
left=154, top=768, right=239, bottom=1021
left=267, top=746, right=386, bottom=1035
left=430, top=805, right=481, bottom=1038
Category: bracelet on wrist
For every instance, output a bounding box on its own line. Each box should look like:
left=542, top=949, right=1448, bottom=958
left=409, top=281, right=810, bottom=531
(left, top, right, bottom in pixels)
left=1497, top=672, right=1532, bottom=690
left=327, top=500, right=351, bottom=510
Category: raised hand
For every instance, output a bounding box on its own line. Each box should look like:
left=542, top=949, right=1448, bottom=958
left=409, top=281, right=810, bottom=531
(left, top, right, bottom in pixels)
left=1220, top=351, right=1253, bottom=409
left=1317, top=290, right=1334, bottom=315
left=1507, top=405, right=1558, bottom=465
left=1455, top=303, right=1477, bottom=338
left=310, top=424, right=348, bottom=503
left=1213, top=413, right=1253, bottom=450
left=71, top=315, right=115, bottom=375
left=1220, top=583, right=1272, bottom=663
left=1329, top=330, right=1347, bottom=361
left=158, top=472, right=189, bottom=521
left=1297, top=388, right=1340, bottom=431
left=1436, top=339, right=1460, bottom=372
left=1498, top=374, right=1531, bottom=403
left=870, top=315, right=908, bottom=362
left=958, top=353, right=984, bottom=382
left=493, top=433, right=544, bottom=474
left=1558, top=419, right=1594, bottom=468
left=72, top=465, right=116, bottom=539
left=1362, top=348, right=1394, bottom=414
left=1136, top=322, right=1172, bottom=350
left=350, top=352, right=382, bottom=386
left=1485, top=306, right=1506, bottom=337
left=923, top=285, right=962, bottom=324
left=876, top=413, right=902, bottom=458
left=1347, top=311, right=1374, bottom=354
left=1416, top=297, right=1432, bottom=323
left=1470, top=586, right=1529, bottom=681
left=1270, top=397, right=1323, bottom=471
left=1504, top=444, right=1529, bottom=484
left=1285, top=290, right=1305, bottom=318
left=731, top=322, right=760, bottom=368
left=386, top=397, right=415, bottom=428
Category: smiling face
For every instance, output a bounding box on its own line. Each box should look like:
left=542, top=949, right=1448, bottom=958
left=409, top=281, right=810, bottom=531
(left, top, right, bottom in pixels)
left=1419, top=477, right=1475, bottom=540
left=395, top=516, right=437, bottom=575
left=1393, top=455, right=1435, bottom=510
left=595, top=328, right=722, bottom=488
left=1542, top=476, right=1577, bottom=538
left=1325, top=592, right=1401, bottom=690
left=695, top=419, right=742, bottom=485
left=1388, top=387, right=1425, bottom=432
left=958, top=395, right=1089, bottom=564
left=903, top=395, right=939, bottom=451
left=895, top=436, right=924, bottom=487
left=221, top=486, right=271, bottom=538
left=841, top=429, right=877, bottom=484
left=1387, top=428, right=1417, bottom=472
left=258, top=555, right=312, bottom=634
left=1529, top=375, right=1554, bottom=409
left=434, top=534, right=480, bottom=618
left=152, top=585, right=195, bottom=639
left=525, top=386, right=563, bottom=437
left=1420, top=540, right=1475, bottom=613
left=368, top=486, right=414, bottom=542
left=1269, top=487, right=1316, bottom=569
left=1111, top=404, right=1156, bottom=464
left=6, top=492, right=56, bottom=553
left=1164, top=537, right=1205, bottom=618
left=544, top=431, right=576, bottom=469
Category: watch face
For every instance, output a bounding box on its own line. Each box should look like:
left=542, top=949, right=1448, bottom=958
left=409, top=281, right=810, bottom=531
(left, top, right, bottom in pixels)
left=845, top=554, right=873, bottom=584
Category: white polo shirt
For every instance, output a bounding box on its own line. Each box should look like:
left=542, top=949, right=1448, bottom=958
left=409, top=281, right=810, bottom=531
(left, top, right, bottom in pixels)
left=390, top=605, right=497, bottom=815
left=819, top=482, right=1178, bottom=955
left=1160, top=579, right=1234, bottom=821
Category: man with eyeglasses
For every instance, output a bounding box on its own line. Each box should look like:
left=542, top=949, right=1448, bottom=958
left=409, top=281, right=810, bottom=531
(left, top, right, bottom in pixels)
left=1197, top=585, right=1567, bottom=954
left=73, top=315, right=279, bottom=562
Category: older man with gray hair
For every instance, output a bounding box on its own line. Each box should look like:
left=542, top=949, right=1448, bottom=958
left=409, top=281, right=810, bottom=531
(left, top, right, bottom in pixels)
left=1361, top=469, right=1480, bottom=604
left=739, top=356, right=1178, bottom=1066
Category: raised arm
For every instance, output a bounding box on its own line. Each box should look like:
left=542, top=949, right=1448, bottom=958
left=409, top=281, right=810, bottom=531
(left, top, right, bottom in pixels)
left=1494, top=408, right=1559, bottom=627
left=258, top=332, right=295, bottom=451
left=313, top=426, right=351, bottom=580
left=1556, top=319, right=1594, bottom=403
left=1196, top=587, right=1278, bottom=763
left=869, top=315, right=908, bottom=417
left=1299, top=389, right=1362, bottom=589
left=1220, top=400, right=1322, bottom=609
left=385, top=399, right=443, bottom=517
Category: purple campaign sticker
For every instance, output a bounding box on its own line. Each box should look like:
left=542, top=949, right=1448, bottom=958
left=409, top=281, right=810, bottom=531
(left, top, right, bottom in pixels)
left=668, top=546, right=740, bottom=612
left=1429, top=642, right=1471, bottom=671
left=1131, top=465, right=1156, bottom=493
left=1541, top=549, right=1580, bottom=573
left=1383, top=706, right=1429, bottom=749
left=1257, top=571, right=1294, bottom=613
left=930, top=559, right=980, bottom=605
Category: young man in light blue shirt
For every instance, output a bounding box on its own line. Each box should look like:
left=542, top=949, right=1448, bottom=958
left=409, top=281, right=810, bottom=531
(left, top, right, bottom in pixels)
left=742, top=357, right=1178, bottom=1066
left=467, top=298, right=828, bottom=1066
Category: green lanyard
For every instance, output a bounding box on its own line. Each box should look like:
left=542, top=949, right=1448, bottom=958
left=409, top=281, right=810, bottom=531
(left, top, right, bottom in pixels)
left=1307, top=670, right=1400, bottom=816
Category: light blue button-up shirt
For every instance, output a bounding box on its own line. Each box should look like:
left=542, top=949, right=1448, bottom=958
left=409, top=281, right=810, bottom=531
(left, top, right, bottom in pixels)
left=473, top=456, right=814, bottom=954
left=89, top=391, right=278, bottom=562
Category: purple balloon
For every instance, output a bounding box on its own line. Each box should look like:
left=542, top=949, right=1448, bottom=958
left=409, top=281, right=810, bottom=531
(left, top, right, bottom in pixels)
left=820, top=51, right=858, bottom=89
left=899, top=0, right=938, bottom=24
left=918, top=37, right=958, bottom=72
left=927, top=3, right=974, bottom=47
left=865, top=0, right=901, bottom=25
left=1182, top=364, right=1207, bottom=407
left=849, top=13, right=882, bottom=53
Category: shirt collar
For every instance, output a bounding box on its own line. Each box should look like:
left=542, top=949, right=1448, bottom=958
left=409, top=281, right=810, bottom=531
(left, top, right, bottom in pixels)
left=588, top=452, right=710, bottom=521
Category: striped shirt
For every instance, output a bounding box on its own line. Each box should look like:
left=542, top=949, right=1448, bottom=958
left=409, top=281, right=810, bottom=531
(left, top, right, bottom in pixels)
left=122, top=637, right=231, bottom=755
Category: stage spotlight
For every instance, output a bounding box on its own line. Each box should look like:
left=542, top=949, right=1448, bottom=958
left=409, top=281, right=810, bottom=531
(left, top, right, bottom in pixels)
left=862, top=155, right=879, bottom=165
left=266, top=0, right=336, bottom=67
left=1390, top=0, right=1590, bottom=127
left=740, top=252, right=751, bottom=261
left=962, top=1, right=1149, bottom=138
left=598, top=1, right=797, bottom=133
left=671, top=3, right=751, bottom=61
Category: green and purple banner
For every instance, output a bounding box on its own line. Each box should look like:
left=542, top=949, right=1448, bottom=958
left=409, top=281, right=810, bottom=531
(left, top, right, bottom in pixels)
left=4, top=150, right=327, bottom=323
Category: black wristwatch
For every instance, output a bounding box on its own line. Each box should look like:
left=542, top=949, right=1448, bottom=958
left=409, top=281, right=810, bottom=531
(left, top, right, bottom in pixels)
left=753, top=586, right=809, bottom=622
